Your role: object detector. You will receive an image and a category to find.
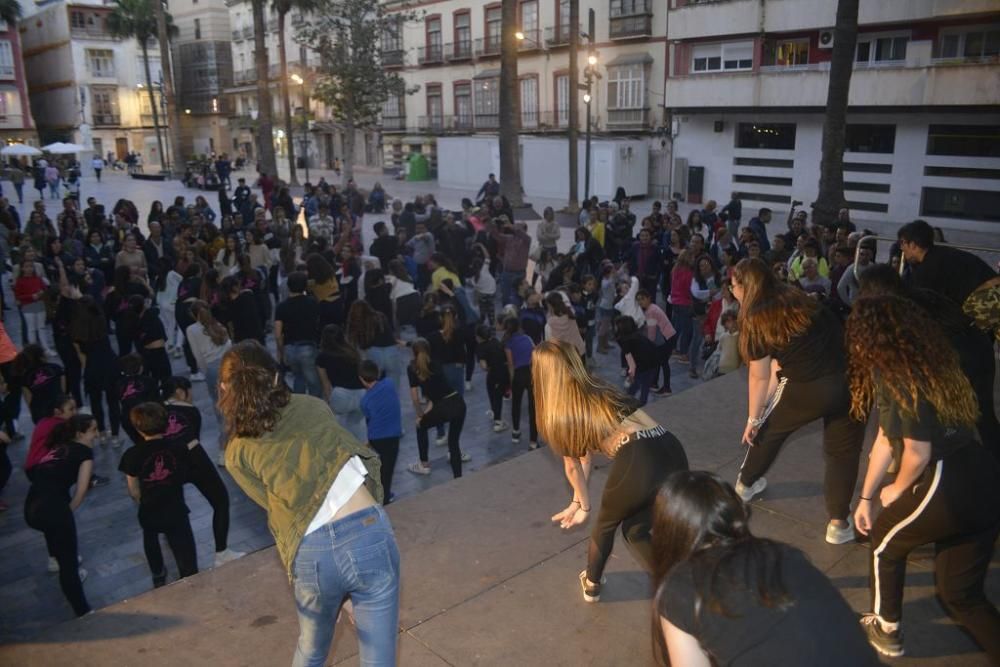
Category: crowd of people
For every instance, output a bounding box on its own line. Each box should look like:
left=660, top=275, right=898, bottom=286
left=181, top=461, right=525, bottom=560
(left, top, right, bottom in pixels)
left=0, top=166, right=997, bottom=665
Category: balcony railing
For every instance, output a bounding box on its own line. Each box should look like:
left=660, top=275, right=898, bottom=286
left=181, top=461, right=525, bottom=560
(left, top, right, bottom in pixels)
left=233, top=69, right=256, bottom=84
left=382, top=115, right=407, bottom=132
left=232, top=29, right=243, bottom=41
left=606, top=107, right=648, bottom=128
left=474, top=113, right=499, bottom=129
left=610, top=0, right=653, bottom=18
left=446, top=40, right=473, bottom=61
left=609, top=0, right=653, bottom=39
left=475, top=37, right=501, bottom=58
left=415, top=115, right=479, bottom=133
left=242, top=26, right=253, bottom=39
left=417, top=44, right=444, bottom=65
left=382, top=48, right=404, bottom=67
left=545, top=24, right=579, bottom=48
left=92, top=113, right=121, bottom=126
left=517, top=28, right=541, bottom=51
left=71, top=25, right=113, bottom=39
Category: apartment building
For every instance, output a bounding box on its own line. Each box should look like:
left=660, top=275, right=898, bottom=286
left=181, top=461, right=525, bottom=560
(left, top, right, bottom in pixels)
left=21, top=1, right=168, bottom=165
left=665, top=0, right=1000, bottom=233
left=380, top=0, right=669, bottom=196
left=170, top=0, right=234, bottom=157
left=225, top=2, right=378, bottom=173
left=0, top=18, right=36, bottom=147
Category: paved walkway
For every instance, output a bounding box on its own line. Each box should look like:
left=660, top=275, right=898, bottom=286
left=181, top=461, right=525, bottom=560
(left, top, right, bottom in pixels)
left=2, top=370, right=996, bottom=666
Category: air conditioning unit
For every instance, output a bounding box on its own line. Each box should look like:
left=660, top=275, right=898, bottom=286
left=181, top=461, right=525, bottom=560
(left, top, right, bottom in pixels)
left=818, top=30, right=835, bottom=49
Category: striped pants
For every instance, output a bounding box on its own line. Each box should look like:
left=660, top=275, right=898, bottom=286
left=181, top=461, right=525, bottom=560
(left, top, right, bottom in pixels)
left=868, top=445, right=1000, bottom=661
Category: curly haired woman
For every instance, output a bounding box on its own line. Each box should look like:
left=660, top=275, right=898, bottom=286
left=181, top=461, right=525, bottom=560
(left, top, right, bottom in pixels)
left=848, top=295, right=1000, bottom=660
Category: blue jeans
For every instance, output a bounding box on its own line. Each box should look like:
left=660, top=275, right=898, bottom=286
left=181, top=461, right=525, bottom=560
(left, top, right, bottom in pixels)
left=364, top=345, right=402, bottom=391
left=499, top=270, right=525, bottom=307
left=671, top=305, right=693, bottom=355
left=330, top=387, right=366, bottom=442
left=286, top=343, right=322, bottom=397
left=627, top=368, right=656, bottom=406
left=688, top=316, right=705, bottom=373
left=292, top=506, right=400, bottom=667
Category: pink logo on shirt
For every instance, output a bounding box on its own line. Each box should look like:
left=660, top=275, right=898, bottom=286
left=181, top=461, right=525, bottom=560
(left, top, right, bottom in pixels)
left=145, top=455, right=172, bottom=482
left=164, top=414, right=185, bottom=437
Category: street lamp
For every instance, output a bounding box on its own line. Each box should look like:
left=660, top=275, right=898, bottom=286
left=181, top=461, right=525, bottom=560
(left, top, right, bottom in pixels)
left=582, top=50, right=600, bottom=203
left=291, top=73, right=310, bottom=181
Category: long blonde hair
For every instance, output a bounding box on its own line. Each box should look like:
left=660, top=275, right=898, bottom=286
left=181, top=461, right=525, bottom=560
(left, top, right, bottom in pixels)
left=531, top=340, right=635, bottom=457
left=731, top=258, right=816, bottom=362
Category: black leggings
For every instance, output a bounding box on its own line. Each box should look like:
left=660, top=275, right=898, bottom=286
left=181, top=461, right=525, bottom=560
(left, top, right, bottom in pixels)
left=0, top=443, right=10, bottom=495
left=869, top=445, right=1000, bottom=662
left=738, top=372, right=865, bottom=521
left=510, top=366, right=537, bottom=442
left=369, top=437, right=400, bottom=501
left=464, top=325, right=477, bottom=382
left=177, top=309, right=199, bottom=374
left=142, top=347, right=172, bottom=381
left=189, top=445, right=230, bottom=552
left=0, top=360, right=22, bottom=436
left=87, top=382, right=121, bottom=436
left=416, top=394, right=466, bottom=478
left=24, top=493, right=90, bottom=616
left=143, top=519, right=198, bottom=584
left=486, top=371, right=509, bottom=421
left=55, top=337, right=82, bottom=407
left=654, top=339, right=675, bottom=392
left=961, top=329, right=1000, bottom=460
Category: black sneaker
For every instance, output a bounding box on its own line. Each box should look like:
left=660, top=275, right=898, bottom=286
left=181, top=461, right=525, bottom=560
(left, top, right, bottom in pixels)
left=860, top=614, right=904, bottom=657
left=152, top=570, right=167, bottom=588
left=653, top=387, right=672, bottom=396
left=89, top=475, right=110, bottom=489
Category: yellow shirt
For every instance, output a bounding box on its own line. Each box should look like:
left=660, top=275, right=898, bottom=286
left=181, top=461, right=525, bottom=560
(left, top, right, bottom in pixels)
left=589, top=221, right=606, bottom=248
left=431, top=267, right=461, bottom=291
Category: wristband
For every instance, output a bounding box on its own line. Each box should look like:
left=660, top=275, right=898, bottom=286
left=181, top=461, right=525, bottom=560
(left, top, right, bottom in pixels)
left=570, top=500, right=580, bottom=506
left=859, top=496, right=872, bottom=502
left=747, top=415, right=766, bottom=427
left=579, top=506, right=590, bottom=512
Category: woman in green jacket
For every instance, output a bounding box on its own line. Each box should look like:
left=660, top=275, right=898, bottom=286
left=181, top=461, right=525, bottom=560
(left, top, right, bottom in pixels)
left=220, top=340, right=400, bottom=667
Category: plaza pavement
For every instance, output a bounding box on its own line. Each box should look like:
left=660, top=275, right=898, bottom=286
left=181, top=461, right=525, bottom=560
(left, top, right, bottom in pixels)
left=1, top=369, right=998, bottom=666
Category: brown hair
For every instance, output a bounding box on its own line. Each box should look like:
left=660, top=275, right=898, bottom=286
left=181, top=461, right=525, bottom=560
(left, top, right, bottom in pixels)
left=731, top=258, right=816, bottom=362
left=217, top=340, right=291, bottom=437
left=346, top=300, right=381, bottom=349
left=846, top=295, right=978, bottom=426
left=190, top=299, right=230, bottom=347
left=130, top=402, right=168, bottom=437
left=531, top=340, right=634, bottom=457
left=440, top=306, right=457, bottom=343
left=410, top=338, right=433, bottom=382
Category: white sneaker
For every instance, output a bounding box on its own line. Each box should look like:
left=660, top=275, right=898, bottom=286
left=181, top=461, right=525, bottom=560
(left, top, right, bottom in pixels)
left=190, top=372, right=206, bottom=382
left=48, top=555, right=83, bottom=573
left=408, top=462, right=431, bottom=475
left=435, top=434, right=448, bottom=447
left=492, top=420, right=509, bottom=433
left=214, top=548, right=246, bottom=567
left=485, top=409, right=494, bottom=420
left=734, top=476, right=767, bottom=503
left=826, top=516, right=857, bottom=545
left=460, top=452, right=471, bottom=462
left=464, top=380, right=472, bottom=391
left=528, top=442, right=539, bottom=450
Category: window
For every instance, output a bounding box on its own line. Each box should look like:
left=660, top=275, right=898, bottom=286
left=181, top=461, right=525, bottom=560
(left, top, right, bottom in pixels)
left=558, top=0, right=569, bottom=30
left=383, top=94, right=402, bottom=117
left=927, top=124, right=1000, bottom=157
left=921, top=187, right=1000, bottom=222
left=426, top=17, right=441, bottom=50
left=555, top=73, right=569, bottom=126
left=736, top=123, right=796, bottom=150
left=520, top=0, right=538, bottom=37
left=763, top=38, right=809, bottom=67
left=856, top=34, right=908, bottom=64
left=0, top=41, right=13, bottom=78
left=91, top=86, right=120, bottom=124
left=607, top=64, right=645, bottom=109
left=520, top=76, right=538, bottom=127
left=454, top=82, right=472, bottom=127
left=475, top=77, right=499, bottom=116
left=382, top=17, right=402, bottom=52
left=194, top=18, right=201, bottom=39
left=0, top=89, right=20, bottom=119
left=486, top=6, right=502, bottom=49
left=692, top=41, right=753, bottom=73
left=936, top=26, right=1000, bottom=60
left=426, top=84, right=442, bottom=127
left=610, top=0, right=650, bottom=17
left=845, top=124, right=895, bottom=154
left=71, top=11, right=86, bottom=29
left=455, top=12, right=470, bottom=47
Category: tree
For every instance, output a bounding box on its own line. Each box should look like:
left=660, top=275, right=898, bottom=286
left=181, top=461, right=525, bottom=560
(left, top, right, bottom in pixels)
left=272, top=0, right=318, bottom=186
left=814, top=0, right=859, bottom=225
left=498, top=0, right=523, bottom=207
left=153, top=0, right=183, bottom=176
left=0, top=0, right=21, bottom=27
left=250, top=0, right=278, bottom=178
left=297, top=0, right=416, bottom=185
left=107, top=0, right=176, bottom=171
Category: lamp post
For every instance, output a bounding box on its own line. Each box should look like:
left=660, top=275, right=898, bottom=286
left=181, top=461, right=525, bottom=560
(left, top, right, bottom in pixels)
left=582, top=51, right=599, bottom=203
left=290, top=73, right=310, bottom=183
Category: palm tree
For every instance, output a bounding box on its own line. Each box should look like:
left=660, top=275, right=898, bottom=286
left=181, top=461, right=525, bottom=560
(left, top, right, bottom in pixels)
left=272, top=0, right=318, bottom=186
left=251, top=0, right=278, bottom=179
left=498, top=0, right=523, bottom=206
left=107, top=0, right=176, bottom=170
left=0, top=0, right=21, bottom=28
left=815, top=0, right=859, bottom=225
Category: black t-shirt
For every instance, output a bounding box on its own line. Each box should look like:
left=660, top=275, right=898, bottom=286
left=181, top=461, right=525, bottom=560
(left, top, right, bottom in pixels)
left=369, top=315, right=397, bottom=349
left=909, top=245, right=996, bottom=308
left=619, top=333, right=659, bottom=373
left=476, top=338, right=507, bottom=376
left=52, top=297, right=76, bottom=342
left=877, top=387, right=975, bottom=462
left=746, top=304, right=845, bottom=381
left=415, top=312, right=441, bottom=338
left=660, top=545, right=881, bottom=667
left=118, top=437, right=190, bottom=529
left=163, top=401, right=202, bottom=450
left=317, top=296, right=346, bottom=329
left=316, top=350, right=363, bottom=390
left=370, top=235, right=399, bottom=269
left=27, top=363, right=64, bottom=409
left=275, top=295, right=319, bottom=344
left=365, top=283, right=394, bottom=329
left=407, top=361, right=453, bottom=402
left=223, top=291, right=264, bottom=342
left=135, top=309, right=167, bottom=347
left=428, top=330, right=466, bottom=365
left=26, top=442, right=92, bottom=502
left=117, top=373, right=159, bottom=414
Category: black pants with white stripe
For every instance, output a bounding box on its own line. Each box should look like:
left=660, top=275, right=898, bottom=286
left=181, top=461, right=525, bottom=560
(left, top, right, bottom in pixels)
left=739, top=372, right=866, bottom=521
left=869, top=444, right=1000, bottom=661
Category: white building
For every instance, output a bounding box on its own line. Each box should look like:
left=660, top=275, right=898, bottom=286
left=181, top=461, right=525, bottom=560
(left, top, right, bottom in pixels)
left=380, top=0, right=670, bottom=199
left=664, top=0, right=1000, bottom=233
left=21, top=0, right=169, bottom=166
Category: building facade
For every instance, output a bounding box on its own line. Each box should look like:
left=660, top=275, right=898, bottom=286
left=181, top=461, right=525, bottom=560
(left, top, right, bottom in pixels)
left=664, top=0, right=1000, bottom=233
left=224, top=2, right=377, bottom=174
left=170, top=0, right=234, bottom=158
left=21, top=0, right=169, bottom=166
left=0, top=18, right=37, bottom=147
left=380, top=0, right=670, bottom=197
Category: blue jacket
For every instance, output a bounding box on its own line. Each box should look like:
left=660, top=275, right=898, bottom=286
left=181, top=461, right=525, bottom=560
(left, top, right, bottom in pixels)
left=361, top=378, right=402, bottom=441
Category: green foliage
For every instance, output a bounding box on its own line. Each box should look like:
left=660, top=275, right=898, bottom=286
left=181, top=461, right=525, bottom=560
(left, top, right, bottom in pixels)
left=0, top=0, right=22, bottom=27
left=295, top=0, right=419, bottom=127
left=107, top=0, right=177, bottom=46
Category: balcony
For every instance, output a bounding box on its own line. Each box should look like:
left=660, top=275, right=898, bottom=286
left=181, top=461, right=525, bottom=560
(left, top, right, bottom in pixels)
left=382, top=116, right=407, bottom=132
left=446, top=40, right=473, bottom=62
left=606, top=108, right=648, bottom=129
left=418, top=44, right=444, bottom=65
left=517, top=28, right=541, bottom=51
left=545, top=24, right=579, bottom=48
left=88, top=67, right=116, bottom=79
left=242, top=26, right=253, bottom=39
left=71, top=25, right=113, bottom=40
left=415, top=115, right=478, bottom=133
left=92, top=113, right=121, bottom=126
left=475, top=37, right=501, bottom=58
left=474, top=113, right=499, bottom=129
left=609, top=0, right=653, bottom=39
left=232, top=29, right=243, bottom=41
left=382, top=49, right=404, bottom=67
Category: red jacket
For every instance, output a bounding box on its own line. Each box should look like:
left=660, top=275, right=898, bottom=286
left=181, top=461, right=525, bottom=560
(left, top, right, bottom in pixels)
left=14, top=275, right=46, bottom=306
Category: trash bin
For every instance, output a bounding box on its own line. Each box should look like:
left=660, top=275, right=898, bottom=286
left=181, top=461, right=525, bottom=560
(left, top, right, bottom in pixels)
left=406, top=153, right=430, bottom=181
